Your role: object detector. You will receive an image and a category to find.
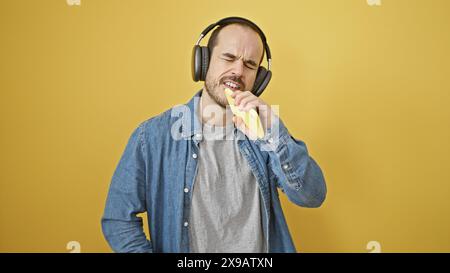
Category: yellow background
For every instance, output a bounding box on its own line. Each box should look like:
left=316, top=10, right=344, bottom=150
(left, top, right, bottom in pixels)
left=1, top=0, right=449, bottom=252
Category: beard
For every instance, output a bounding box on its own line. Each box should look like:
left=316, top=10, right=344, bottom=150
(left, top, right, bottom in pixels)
left=204, top=74, right=246, bottom=108
left=204, top=75, right=228, bottom=108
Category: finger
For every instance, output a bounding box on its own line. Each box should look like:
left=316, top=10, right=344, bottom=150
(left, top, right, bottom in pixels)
left=234, top=115, right=243, bottom=127
left=234, top=116, right=245, bottom=130
left=241, top=102, right=258, bottom=112
left=238, top=96, right=258, bottom=110
left=234, top=91, right=253, bottom=106
left=230, top=90, right=242, bottom=98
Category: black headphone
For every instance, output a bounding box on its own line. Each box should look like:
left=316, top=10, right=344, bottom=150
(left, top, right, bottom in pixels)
left=192, top=17, right=272, bottom=97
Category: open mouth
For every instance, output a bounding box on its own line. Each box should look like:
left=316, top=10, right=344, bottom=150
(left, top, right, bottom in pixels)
left=222, top=80, right=242, bottom=91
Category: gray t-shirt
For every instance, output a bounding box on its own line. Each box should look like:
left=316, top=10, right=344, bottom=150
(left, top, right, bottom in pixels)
left=188, top=121, right=267, bottom=253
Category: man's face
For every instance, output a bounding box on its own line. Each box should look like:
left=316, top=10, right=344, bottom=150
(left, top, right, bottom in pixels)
left=204, top=24, right=264, bottom=108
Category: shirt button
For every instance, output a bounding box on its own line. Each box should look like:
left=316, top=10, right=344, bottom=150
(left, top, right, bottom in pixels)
left=283, top=164, right=289, bottom=170
left=268, top=138, right=274, bottom=143
left=192, top=153, right=197, bottom=159
left=184, top=222, right=189, bottom=227
left=195, top=133, right=202, bottom=139
left=184, top=188, right=189, bottom=193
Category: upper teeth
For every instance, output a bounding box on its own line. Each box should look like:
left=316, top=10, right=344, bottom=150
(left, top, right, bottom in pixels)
left=225, top=82, right=238, bottom=89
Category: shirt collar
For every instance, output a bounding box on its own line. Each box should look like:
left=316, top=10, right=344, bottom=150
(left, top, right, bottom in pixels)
left=179, top=90, right=203, bottom=141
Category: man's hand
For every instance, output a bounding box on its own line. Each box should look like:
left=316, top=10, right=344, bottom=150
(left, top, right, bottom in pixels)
left=231, top=90, right=275, bottom=140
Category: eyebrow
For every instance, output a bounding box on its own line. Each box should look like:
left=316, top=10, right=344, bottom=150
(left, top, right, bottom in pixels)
left=221, top=52, right=258, bottom=68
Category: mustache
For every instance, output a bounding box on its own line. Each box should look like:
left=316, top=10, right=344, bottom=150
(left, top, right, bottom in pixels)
left=219, top=76, right=245, bottom=90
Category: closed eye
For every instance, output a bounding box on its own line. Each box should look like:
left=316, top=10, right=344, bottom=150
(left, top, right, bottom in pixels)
left=221, top=53, right=236, bottom=62
left=245, top=63, right=257, bottom=70
left=221, top=53, right=258, bottom=70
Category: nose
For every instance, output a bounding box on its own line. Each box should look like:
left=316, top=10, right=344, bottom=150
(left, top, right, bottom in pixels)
left=230, top=59, right=245, bottom=77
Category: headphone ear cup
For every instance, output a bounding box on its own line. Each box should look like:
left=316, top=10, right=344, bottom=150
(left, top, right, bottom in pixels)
left=192, top=45, right=202, bottom=81
left=253, top=67, right=271, bottom=97
left=200, top=47, right=210, bottom=81
left=256, top=70, right=271, bottom=97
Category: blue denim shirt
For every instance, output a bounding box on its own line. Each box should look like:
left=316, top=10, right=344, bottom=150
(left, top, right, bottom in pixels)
left=101, top=91, right=327, bottom=253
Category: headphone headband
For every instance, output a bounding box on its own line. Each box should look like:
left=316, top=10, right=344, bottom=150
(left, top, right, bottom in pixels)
left=195, top=16, right=271, bottom=70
